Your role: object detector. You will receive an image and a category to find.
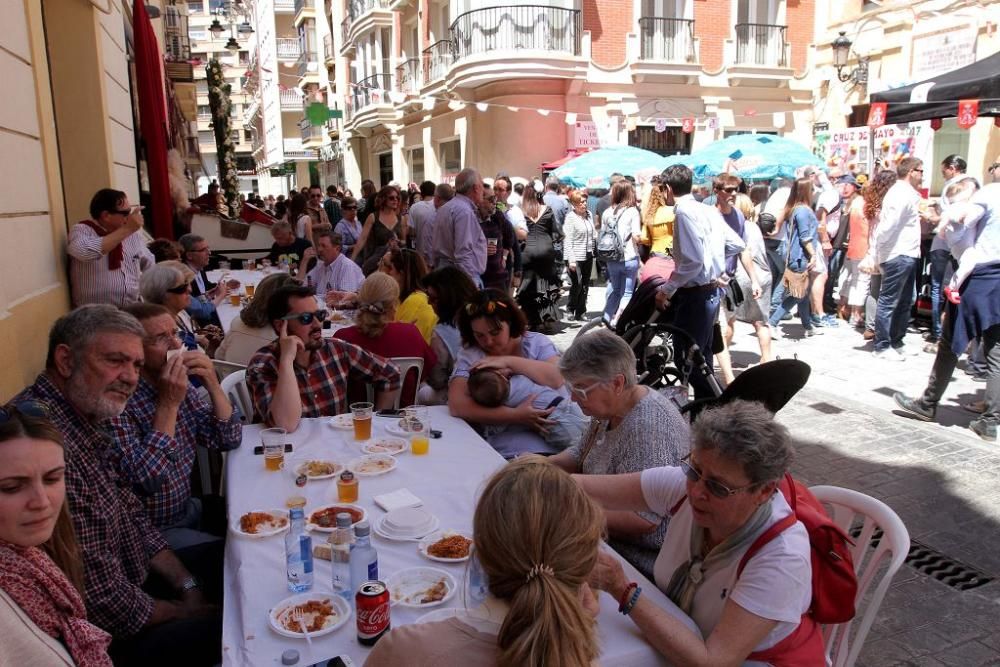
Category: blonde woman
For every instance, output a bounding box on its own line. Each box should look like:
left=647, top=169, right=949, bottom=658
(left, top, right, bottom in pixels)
left=638, top=178, right=676, bottom=283
left=334, top=272, right=436, bottom=407
left=364, top=456, right=603, bottom=667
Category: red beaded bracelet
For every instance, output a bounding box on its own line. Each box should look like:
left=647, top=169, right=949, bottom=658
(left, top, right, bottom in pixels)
left=617, top=582, right=638, bottom=611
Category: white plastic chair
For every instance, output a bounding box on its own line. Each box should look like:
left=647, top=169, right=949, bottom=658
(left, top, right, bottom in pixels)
left=809, top=485, right=911, bottom=667
left=391, top=357, right=424, bottom=408
left=221, top=369, right=254, bottom=425
left=213, top=359, right=247, bottom=382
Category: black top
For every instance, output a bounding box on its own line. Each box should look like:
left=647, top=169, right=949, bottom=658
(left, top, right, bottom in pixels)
left=267, top=238, right=312, bottom=267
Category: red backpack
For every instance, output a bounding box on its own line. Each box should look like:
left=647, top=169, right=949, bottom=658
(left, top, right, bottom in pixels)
left=737, top=473, right=858, bottom=624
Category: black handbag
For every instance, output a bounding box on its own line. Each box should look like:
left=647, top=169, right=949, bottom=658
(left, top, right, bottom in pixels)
left=724, top=279, right=745, bottom=311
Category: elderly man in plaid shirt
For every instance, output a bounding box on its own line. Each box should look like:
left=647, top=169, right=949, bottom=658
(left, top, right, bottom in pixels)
left=110, top=303, right=241, bottom=549
left=247, top=283, right=401, bottom=432
left=14, top=305, right=222, bottom=665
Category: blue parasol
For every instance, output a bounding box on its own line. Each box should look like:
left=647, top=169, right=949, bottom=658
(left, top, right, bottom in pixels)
left=552, top=146, right=671, bottom=189
left=665, top=134, right=824, bottom=182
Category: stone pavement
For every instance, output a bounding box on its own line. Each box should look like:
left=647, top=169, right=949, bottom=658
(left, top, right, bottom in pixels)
left=545, top=287, right=1000, bottom=666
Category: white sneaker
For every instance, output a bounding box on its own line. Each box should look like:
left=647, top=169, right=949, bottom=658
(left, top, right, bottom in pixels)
left=769, top=325, right=782, bottom=340
left=873, top=348, right=905, bottom=362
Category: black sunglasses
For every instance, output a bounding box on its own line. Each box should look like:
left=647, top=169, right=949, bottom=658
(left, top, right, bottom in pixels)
left=680, top=455, right=757, bottom=499
left=722, top=187, right=738, bottom=193
left=280, top=309, right=329, bottom=325
left=0, top=400, right=50, bottom=423
left=166, top=283, right=191, bottom=294
left=112, top=209, right=132, bottom=216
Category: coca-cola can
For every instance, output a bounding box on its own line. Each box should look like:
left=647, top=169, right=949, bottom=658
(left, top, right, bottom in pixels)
left=356, top=580, right=390, bottom=646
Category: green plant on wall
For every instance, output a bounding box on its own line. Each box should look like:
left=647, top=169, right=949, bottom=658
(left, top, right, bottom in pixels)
left=206, top=59, right=239, bottom=214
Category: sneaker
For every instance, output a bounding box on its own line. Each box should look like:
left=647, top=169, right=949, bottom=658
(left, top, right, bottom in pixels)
left=923, top=341, right=939, bottom=354
left=893, top=393, right=936, bottom=421
left=894, top=345, right=920, bottom=357
left=972, top=373, right=988, bottom=383
left=804, top=328, right=821, bottom=338
left=780, top=312, right=793, bottom=321
left=873, top=348, right=905, bottom=361
left=962, top=401, right=986, bottom=414
left=969, top=418, right=997, bottom=441
left=863, top=329, right=875, bottom=341
left=769, top=324, right=782, bottom=340
left=810, top=315, right=826, bottom=328
left=821, top=314, right=840, bottom=327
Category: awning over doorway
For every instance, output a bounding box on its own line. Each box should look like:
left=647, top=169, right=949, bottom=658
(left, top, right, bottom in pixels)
left=541, top=149, right=590, bottom=172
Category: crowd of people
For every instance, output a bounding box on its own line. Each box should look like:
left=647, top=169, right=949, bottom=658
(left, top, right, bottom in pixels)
left=3, top=148, right=997, bottom=665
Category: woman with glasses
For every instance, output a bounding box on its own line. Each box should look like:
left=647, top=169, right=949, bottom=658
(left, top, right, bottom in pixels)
left=352, top=185, right=406, bottom=266
left=215, top=272, right=298, bottom=365
left=450, top=289, right=566, bottom=458
left=578, top=400, right=820, bottom=665
left=379, top=247, right=437, bottom=344
left=548, top=330, right=689, bottom=580
left=140, top=261, right=222, bottom=356
left=0, top=405, right=114, bottom=666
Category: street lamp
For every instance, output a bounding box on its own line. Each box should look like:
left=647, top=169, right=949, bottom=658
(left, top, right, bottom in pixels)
left=832, top=31, right=869, bottom=85
left=211, top=0, right=254, bottom=47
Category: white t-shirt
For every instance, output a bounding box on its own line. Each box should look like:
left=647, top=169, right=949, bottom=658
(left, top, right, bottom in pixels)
left=641, top=466, right=812, bottom=654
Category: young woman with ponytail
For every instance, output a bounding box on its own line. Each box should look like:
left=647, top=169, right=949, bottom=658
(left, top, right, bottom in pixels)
left=364, top=456, right=603, bottom=667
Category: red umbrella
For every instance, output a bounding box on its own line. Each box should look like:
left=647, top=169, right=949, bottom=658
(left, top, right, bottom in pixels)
left=132, top=0, right=173, bottom=239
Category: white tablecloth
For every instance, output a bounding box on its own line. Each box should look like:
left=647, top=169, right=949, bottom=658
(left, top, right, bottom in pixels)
left=222, top=408, right=693, bottom=666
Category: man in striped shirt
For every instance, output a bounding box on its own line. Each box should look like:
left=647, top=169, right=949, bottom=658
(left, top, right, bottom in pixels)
left=68, top=189, right=154, bottom=307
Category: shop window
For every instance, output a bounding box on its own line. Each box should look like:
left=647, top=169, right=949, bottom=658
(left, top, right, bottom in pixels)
left=628, top=126, right=692, bottom=156
left=439, top=139, right=461, bottom=181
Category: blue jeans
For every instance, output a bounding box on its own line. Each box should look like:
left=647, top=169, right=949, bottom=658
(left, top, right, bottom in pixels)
left=604, top=257, right=639, bottom=323
left=765, top=238, right=787, bottom=316
left=874, top=255, right=918, bottom=352
left=767, top=271, right=813, bottom=329
left=928, top=248, right=951, bottom=340
left=667, top=286, right=722, bottom=399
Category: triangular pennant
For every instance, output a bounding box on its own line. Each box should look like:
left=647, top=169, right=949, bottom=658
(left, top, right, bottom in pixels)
left=565, top=112, right=577, bottom=125
left=537, top=109, right=550, bottom=116
left=475, top=102, right=488, bottom=112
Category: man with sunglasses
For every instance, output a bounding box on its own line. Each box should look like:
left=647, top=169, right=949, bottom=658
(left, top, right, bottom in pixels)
left=334, top=196, right=364, bottom=260
left=68, top=188, right=154, bottom=308
left=307, top=185, right=332, bottom=231
left=246, top=284, right=401, bottom=432
left=14, top=305, right=223, bottom=663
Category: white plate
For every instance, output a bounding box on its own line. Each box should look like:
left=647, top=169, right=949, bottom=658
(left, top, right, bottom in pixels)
left=418, top=531, right=474, bottom=563
left=385, top=507, right=433, bottom=532
left=231, top=509, right=289, bottom=538
left=295, top=460, right=344, bottom=480
left=268, top=592, right=352, bottom=639
left=374, top=514, right=439, bottom=541
left=306, top=503, right=367, bottom=532
left=348, top=454, right=398, bottom=476
left=385, top=567, right=457, bottom=608
left=362, top=438, right=407, bottom=456
left=328, top=414, right=354, bottom=430
left=383, top=420, right=412, bottom=437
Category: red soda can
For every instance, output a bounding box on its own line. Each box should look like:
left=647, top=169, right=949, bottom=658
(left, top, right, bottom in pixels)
left=356, top=580, right=390, bottom=645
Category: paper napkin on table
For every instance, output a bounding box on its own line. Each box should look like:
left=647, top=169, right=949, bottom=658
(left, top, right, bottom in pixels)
left=374, top=488, right=423, bottom=512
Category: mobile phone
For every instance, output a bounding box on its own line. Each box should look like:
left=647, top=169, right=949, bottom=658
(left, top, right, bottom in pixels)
left=324, top=657, right=354, bottom=667
left=430, top=429, right=442, bottom=439
left=253, top=444, right=294, bottom=455
left=375, top=408, right=403, bottom=417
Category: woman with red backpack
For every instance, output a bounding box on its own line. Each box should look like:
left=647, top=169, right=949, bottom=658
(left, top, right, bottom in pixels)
left=578, top=400, right=843, bottom=666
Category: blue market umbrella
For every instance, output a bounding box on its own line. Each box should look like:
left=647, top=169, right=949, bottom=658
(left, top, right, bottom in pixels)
left=552, top=146, right=670, bottom=189
left=680, top=134, right=824, bottom=182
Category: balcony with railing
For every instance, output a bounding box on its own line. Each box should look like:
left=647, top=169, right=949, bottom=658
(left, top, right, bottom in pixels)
left=299, top=118, right=325, bottom=147
left=274, top=0, right=295, bottom=12
left=395, top=58, right=421, bottom=95
left=343, top=0, right=392, bottom=48
left=341, top=16, right=354, bottom=56
left=297, top=48, right=321, bottom=84
left=447, top=6, right=584, bottom=87
left=734, top=23, right=788, bottom=67
left=279, top=89, right=301, bottom=110
left=421, top=40, right=455, bottom=87
left=323, top=35, right=335, bottom=65
left=348, top=72, right=395, bottom=128
left=294, top=0, right=315, bottom=26
left=283, top=138, right=315, bottom=160
left=276, top=37, right=301, bottom=62
left=630, top=17, right=700, bottom=82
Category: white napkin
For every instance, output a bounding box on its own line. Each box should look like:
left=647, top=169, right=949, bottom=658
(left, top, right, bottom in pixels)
left=374, top=488, right=423, bottom=512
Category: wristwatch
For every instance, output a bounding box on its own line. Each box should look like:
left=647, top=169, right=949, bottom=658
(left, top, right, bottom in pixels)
left=179, top=576, right=200, bottom=593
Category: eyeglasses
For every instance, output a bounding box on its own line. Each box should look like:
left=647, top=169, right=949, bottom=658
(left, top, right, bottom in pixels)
left=912, top=169, right=924, bottom=173
left=722, top=187, right=738, bottom=193
left=191, top=246, right=210, bottom=253
left=113, top=209, right=132, bottom=216
left=166, top=283, right=192, bottom=294
left=146, top=328, right=183, bottom=347
left=564, top=380, right=604, bottom=401
left=679, top=455, right=757, bottom=499
left=0, top=400, right=50, bottom=423
left=464, top=294, right=509, bottom=316
left=280, top=309, right=329, bottom=325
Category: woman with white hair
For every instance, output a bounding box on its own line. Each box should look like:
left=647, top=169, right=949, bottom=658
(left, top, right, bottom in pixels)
left=549, top=329, right=689, bottom=580
left=140, top=261, right=220, bottom=355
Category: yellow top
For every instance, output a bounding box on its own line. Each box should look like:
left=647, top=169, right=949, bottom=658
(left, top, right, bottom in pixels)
left=642, top=205, right=675, bottom=254
left=396, top=290, right=439, bottom=344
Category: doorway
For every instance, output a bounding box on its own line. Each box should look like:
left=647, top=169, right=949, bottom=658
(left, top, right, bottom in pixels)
left=378, top=152, right=393, bottom=187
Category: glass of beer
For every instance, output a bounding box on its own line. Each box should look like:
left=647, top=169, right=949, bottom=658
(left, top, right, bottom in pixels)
left=351, top=402, right=373, bottom=441
left=405, top=405, right=430, bottom=455
left=262, top=427, right=287, bottom=471
left=245, top=282, right=256, bottom=297
left=229, top=291, right=242, bottom=306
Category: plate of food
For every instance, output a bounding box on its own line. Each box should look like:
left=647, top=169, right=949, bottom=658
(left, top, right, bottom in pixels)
left=232, top=509, right=289, bottom=538
left=418, top=531, right=473, bottom=563
left=362, top=438, right=407, bottom=456
left=348, top=454, right=397, bottom=476
left=385, top=567, right=456, bottom=608
left=383, top=419, right=412, bottom=437
left=268, top=593, right=351, bottom=639
left=295, top=459, right=343, bottom=480
left=306, top=503, right=367, bottom=532
left=328, top=413, right=354, bottom=430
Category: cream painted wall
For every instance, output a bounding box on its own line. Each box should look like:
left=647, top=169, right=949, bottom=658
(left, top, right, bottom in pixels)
left=98, top=0, right=140, bottom=205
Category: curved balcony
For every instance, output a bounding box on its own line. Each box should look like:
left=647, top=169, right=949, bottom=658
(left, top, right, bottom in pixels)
left=348, top=72, right=397, bottom=129
left=447, top=5, right=584, bottom=88
left=421, top=40, right=455, bottom=93
left=395, top=58, right=422, bottom=96
left=344, top=0, right=393, bottom=47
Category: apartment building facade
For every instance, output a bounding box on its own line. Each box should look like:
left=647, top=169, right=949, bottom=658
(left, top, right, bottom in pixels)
left=331, top=0, right=820, bottom=187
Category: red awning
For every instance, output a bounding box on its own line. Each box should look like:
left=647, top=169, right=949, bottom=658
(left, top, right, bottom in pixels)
left=541, top=149, right=590, bottom=171
left=132, top=0, right=173, bottom=239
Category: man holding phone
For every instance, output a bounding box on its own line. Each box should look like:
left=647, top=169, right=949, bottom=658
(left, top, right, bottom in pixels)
left=68, top=188, right=155, bottom=307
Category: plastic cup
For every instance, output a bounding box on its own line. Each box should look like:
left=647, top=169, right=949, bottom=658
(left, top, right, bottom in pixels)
left=351, top=402, right=373, bottom=441
left=405, top=405, right=430, bottom=455
left=218, top=260, right=231, bottom=272
left=245, top=282, right=256, bottom=297
left=229, top=293, right=241, bottom=306
left=262, top=427, right=286, bottom=471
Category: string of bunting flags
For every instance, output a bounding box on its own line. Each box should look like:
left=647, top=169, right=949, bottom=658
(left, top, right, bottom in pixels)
left=866, top=98, right=1000, bottom=129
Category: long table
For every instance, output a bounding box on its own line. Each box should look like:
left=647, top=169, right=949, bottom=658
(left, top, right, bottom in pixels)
left=222, top=407, right=694, bottom=666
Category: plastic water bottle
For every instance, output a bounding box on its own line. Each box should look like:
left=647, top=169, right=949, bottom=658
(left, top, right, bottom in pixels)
left=330, top=512, right=354, bottom=599
left=349, top=521, right=378, bottom=597
left=467, top=548, right=489, bottom=604
left=285, top=498, right=313, bottom=592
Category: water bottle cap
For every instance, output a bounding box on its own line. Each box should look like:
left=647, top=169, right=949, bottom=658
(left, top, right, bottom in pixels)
left=336, top=512, right=352, bottom=528
left=285, top=495, right=307, bottom=510
left=281, top=649, right=300, bottom=665
left=354, top=520, right=371, bottom=537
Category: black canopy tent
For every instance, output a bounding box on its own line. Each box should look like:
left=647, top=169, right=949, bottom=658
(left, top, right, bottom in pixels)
left=852, top=51, right=1000, bottom=124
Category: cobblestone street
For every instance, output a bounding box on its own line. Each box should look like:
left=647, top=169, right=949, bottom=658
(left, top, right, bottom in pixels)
left=549, top=288, right=1000, bottom=666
